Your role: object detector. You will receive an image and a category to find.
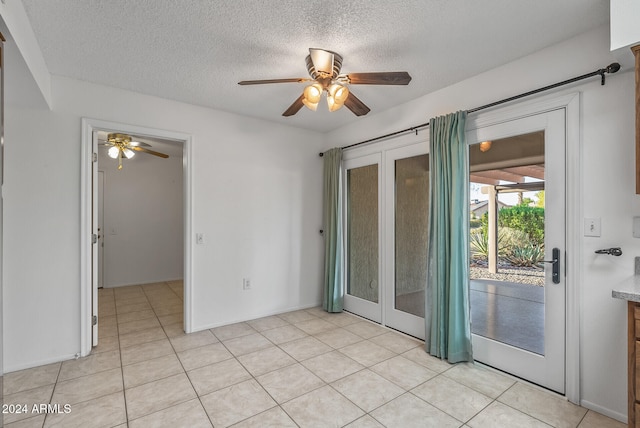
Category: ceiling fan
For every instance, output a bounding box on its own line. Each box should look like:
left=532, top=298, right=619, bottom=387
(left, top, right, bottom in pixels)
left=238, top=48, right=412, bottom=117
left=100, top=133, right=169, bottom=170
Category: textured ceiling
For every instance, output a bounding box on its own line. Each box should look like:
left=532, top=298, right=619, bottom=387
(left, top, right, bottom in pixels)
left=21, top=0, right=609, bottom=133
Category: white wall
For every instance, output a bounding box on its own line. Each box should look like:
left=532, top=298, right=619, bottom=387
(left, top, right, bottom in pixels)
left=610, top=0, right=640, bottom=51
left=328, top=25, right=635, bottom=421
left=98, top=145, right=184, bottom=287
left=4, top=76, right=326, bottom=371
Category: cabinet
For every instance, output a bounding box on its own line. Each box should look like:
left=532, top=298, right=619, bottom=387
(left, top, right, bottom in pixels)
left=629, top=302, right=640, bottom=427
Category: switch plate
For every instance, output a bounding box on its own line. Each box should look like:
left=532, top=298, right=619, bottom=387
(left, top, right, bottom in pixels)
left=584, top=218, right=601, bottom=237
left=243, top=278, right=251, bottom=290
left=196, top=233, right=205, bottom=244
left=634, top=217, right=640, bottom=238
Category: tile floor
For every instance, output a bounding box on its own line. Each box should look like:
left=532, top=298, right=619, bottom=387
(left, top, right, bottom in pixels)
left=2, top=281, right=626, bottom=427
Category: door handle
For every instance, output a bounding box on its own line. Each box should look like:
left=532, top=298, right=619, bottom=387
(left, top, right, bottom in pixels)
left=540, top=247, right=560, bottom=284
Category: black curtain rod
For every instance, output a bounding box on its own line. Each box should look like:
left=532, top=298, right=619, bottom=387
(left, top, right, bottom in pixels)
left=319, top=62, right=620, bottom=156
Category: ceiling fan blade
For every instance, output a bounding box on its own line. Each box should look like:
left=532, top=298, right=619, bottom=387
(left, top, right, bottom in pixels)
left=282, top=94, right=305, bottom=117
left=130, top=146, right=169, bottom=158
left=344, top=91, right=371, bottom=116
left=346, top=72, right=412, bottom=85
left=238, top=78, right=310, bottom=85
left=128, top=141, right=151, bottom=147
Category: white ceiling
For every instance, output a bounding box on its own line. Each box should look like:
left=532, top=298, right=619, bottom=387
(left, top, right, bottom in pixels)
left=20, top=0, right=609, bottom=133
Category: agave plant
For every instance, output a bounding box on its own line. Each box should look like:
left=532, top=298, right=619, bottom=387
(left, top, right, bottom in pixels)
left=470, top=227, right=529, bottom=261
left=505, top=243, right=545, bottom=267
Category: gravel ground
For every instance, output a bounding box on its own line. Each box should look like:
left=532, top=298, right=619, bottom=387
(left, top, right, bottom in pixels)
left=470, top=265, right=545, bottom=286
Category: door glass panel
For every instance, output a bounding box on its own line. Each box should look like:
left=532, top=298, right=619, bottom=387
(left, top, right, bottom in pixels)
left=469, top=131, right=545, bottom=355
left=347, top=165, right=379, bottom=303
left=394, top=154, right=428, bottom=317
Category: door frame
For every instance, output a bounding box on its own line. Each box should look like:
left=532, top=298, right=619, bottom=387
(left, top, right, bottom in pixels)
left=80, top=118, right=193, bottom=356
left=466, top=92, right=581, bottom=403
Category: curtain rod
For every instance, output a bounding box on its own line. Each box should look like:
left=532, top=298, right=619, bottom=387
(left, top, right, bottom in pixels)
left=319, top=62, right=620, bottom=156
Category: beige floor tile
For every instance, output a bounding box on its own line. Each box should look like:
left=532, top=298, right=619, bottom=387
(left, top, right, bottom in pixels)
left=170, top=330, right=218, bottom=352
left=371, top=393, right=461, bottom=428
left=247, top=315, right=290, bottom=332
left=324, top=311, right=362, bottom=327
left=401, top=347, right=453, bottom=373
left=187, top=358, right=251, bottom=396
left=178, top=342, right=233, bottom=371
left=344, top=321, right=389, bottom=339
left=98, top=317, right=118, bottom=338
left=211, top=322, right=256, bottom=341
left=120, top=338, right=174, bottom=366
left=279, top=336, right=333, bottom=361
left=467, top=401, right=551, bottom=428
left=115, top=294, right=149, bottom=307
left=302, top=350, right=364, bottom=383
left=344, top=414, right=386, bottom=428
left=116, top=301, right=153, bottom=314
left=231, top=406, right=297, bottom=427
left=371, top=355, right=437, bottom=390
left=369, top=331, right=423, bottom=354
left=153, top=303, right=184, bottom=317
left=44, top=391, right=126, bottom=428
left=98, top=304, right=116, bottom=317
left=158, top=313, right=183, bottom=326
left=256, top=363, right=324, bottom=404
left=332, top=369, right=405, bottom=412
left=163, top=322, right=186, bottom=338
left=260, top=325, right=307, bottom=345
left=123, top=354, right=184, bottom=389
left=304, top=306, right=330, bottom=318
left=413, top=375, right=493, bottom=422
left=91, top=335, right=119, bottom=354
left=125, top=372, right=196, bottom=420
left=277, top=310, right=317, bottom=324
left=578, top=410, right=626, bottom=428
left=238, top=346, right=296, bottom=376
left=282, top=385, right=364, bottom=427
left=223, top=333, right=273, bottom=356
left=117, top=316, right=161, bottom=335
left=52, top=367, right=122, bottom=405
left=498, top=382, right=587, bottom=428
left=4, top=363, right=61, bottom=395
left=58, top=350, right=121, bottom=381
left=4, top=384, right=54, bottom=424
left=315, top=328, right=364, bottom=349
left=339, top=340, right=396, bottom=367
left=116, top=309, right=156, bottom=324
left=200, top=379, right=277, bottom=426
left=444, top=363, right=516, bottom=399
left=294, top=318, right=335, bottom=335
left=129, top=399, right=212, bottom=428
left=119, top=326, right=167, bottom=349
left=5, top=415, right=46, bottom=428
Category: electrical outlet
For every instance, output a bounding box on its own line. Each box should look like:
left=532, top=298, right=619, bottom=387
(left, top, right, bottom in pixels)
left=196, top=233, right=205, bottom=245
left=243, top=278, right=251, bottom=290
left=584, top=218, right=601, bottom=237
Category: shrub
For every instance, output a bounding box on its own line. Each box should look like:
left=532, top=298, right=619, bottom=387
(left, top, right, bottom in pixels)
left=504, top=243, right=545, bottom=267
left=470, top=227, right=527, bottom=261
left=480, top=206, right=545, bottom=246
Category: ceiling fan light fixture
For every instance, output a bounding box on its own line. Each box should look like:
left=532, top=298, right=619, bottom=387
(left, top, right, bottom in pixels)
left=108, top=146, right=120, bottom=159
left=327, top=94, right=344, bottom=112
left=328, top=83, right=349, bottom=104
left=302, top=83, right=323, bottom=111
left=123, top=148, right=135, bottom=159
left=309, top=48, right=334, bottom=75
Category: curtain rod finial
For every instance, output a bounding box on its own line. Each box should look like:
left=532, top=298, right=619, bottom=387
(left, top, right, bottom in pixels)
left=319, top=152, right=324, bottom=157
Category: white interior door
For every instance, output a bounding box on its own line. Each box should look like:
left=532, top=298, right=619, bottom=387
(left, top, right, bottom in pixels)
left=384, top=144, right=428, bottom=339
left=468, top=108, right=566, bottom=394
left=98, top=171, right=105, bottom=288
left=343, top=153, right=382, bottom=323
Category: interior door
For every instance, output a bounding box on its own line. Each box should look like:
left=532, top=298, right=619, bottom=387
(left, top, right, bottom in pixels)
left=384, top=144, right=428, bottom=339
left=343, top=153, right=382, bottom=323
left=98, top=171, right=105, bottom=288
left=467, top=108, right=566, bottom=393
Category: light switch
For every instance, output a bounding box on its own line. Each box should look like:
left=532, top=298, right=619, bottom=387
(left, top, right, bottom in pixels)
left=584, top=218, right=601, bottom=237
left=633, top=217, right=640, bottom=238
left=196, top=233, right=205, bottom=244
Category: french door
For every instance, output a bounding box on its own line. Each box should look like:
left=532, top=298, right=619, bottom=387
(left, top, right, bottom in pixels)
left=343, top=142, right=428, bottom=340
left=467, top=108, right=566, bottom=394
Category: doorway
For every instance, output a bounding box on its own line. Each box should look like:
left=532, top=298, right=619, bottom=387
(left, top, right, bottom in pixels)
left=81, top=119, right=193, bottom=356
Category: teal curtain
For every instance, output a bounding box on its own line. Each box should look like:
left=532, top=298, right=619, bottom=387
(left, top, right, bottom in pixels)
left=425, top=111, right=473, bottom=363
left=323, top=148, right=344, bottom=312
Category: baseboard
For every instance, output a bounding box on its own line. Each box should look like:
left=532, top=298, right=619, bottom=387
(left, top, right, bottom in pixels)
left=191, top=302, right=322, bottom=332
left=4, top=352, right=78, bottom=375
left=580, top=400, right=627, bottom=424
left=103, top=278, right=184, bottom=288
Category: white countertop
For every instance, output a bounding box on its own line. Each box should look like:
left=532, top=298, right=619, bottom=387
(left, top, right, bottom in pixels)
left=612, top=276, right=640, bottom=302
